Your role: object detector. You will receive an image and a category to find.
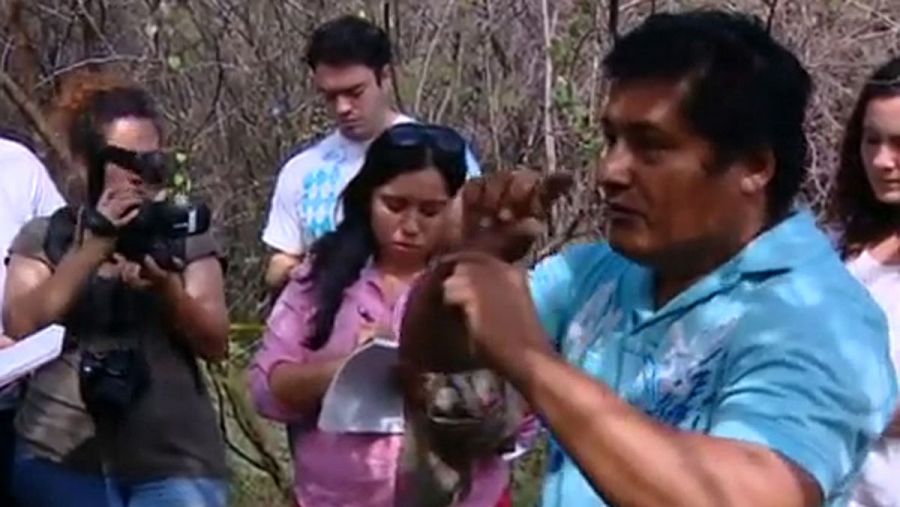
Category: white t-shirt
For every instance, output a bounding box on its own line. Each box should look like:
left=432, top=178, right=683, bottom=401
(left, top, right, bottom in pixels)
left=0, top=138, right=66, bottom=406
left=262, top=115, right=481, bottom=254
left=847, top=250, right=900, bottom=507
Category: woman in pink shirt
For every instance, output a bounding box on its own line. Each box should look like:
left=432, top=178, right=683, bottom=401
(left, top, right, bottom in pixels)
left=249, top=124, right=517, bottom=507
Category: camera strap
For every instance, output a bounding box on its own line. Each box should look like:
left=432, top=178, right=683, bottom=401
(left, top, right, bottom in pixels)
left=44, top=206, right=117, bottom=266
left=43, top=206, right=78, bottom=266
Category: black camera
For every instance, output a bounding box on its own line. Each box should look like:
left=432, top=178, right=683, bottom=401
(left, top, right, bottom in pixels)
left=83, top=200, right=211, bottom=271
left=79, top=347, right=149, bottom=419
left=86, top=145, right=213, bottom=270
left=117, top=200, right=211, bottom=269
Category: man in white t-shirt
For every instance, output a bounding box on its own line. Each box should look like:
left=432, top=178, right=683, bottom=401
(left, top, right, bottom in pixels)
left=0, top=133, right=66, bottom=506
left=261, top=15, right=480, bottom=291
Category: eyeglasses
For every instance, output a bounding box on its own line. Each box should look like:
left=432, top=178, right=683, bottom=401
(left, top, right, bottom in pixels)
left=100, top=145, right=171, bottom=185
left=383, top=123, right=466, bottom=160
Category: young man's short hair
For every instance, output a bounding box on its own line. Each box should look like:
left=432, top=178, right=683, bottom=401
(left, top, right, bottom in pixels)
left=306, top=15, right=392, bottom=78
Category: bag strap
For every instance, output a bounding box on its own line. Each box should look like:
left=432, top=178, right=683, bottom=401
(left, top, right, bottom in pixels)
left=43, top=206, right=79, bottom=267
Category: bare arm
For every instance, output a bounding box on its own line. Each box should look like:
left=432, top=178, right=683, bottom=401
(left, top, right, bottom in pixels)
left=4, top=186, right=143, bottom=338
left=511, top=348, right=820, bottom=507
left=265, top=252, right=302, bottom=292
left=155, top=256, right=230, bottom=361
left=440, top=254, right=821, bottom=507
left=3, top=239, right=109, bottom=339
left=252, top=305, right=382, bottom=417
left=267, top=358, right=345, bottom=414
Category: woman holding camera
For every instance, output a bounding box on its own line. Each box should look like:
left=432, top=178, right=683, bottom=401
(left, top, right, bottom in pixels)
left=830, top=56, right=900, bottom=507
left=1, top=72, right=229, bottom=506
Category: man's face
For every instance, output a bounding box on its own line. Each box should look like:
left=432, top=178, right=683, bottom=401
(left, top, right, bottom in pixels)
left=313, top=63, right=391, bottom=142
left=597, top=79, right=763, bottom=271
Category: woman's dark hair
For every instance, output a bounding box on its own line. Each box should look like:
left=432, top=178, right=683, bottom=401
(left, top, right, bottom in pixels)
left=829, top=56, right=900, bottom=257
left=303, top=124, right=468, bottom=350
left=53, top=71, right=161, bottom=206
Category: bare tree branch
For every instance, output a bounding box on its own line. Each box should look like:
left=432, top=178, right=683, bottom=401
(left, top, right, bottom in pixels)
left=0, top=67, right=72, bottom=169
left=609, top=0, right=621, bottom=41
left=541, top=0, right=558, bottom=173
left=763, top=0, right=779, bottom=32
left=413, top=0, right=457, bottom=114
left=384, top=0, right=407, bottom=113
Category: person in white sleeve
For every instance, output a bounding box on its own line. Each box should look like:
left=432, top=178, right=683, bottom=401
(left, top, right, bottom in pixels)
left=261, top=15, right=480, bottom=292
left=830, top=56, right=900, bottom=507
left=0, top=132, right=66, bottom=507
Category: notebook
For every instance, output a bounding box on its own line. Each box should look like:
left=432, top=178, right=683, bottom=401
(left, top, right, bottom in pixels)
left=317, top=337, right=405, bottom=434
left=0, top=325, right=65, bottom=388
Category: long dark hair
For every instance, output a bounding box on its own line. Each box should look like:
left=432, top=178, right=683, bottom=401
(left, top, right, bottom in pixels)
left=829, top=56, right=900, bottom=258
left=303, top=124, right=468, bottom=350
left=52, top=71, right=161, bottom=207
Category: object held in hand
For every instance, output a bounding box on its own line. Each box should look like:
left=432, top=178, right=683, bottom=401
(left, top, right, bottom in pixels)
left=459, top=171, right=574, bottom=260
left=84, top=200, right=210, bottom=271
left=395, top=171, right=573, bottom=507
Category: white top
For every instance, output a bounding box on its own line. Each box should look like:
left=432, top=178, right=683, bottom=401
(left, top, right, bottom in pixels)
left=0, top=138, right=66, bottom=406
left=0, top=138, right=66, bottom=331
left=847, top=250, right=900, bottom=507
left=262, top=115, right=416, bottom=254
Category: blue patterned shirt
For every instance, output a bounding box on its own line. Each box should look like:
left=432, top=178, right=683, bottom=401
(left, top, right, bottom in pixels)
left=529, top=210, right=897, bottom=506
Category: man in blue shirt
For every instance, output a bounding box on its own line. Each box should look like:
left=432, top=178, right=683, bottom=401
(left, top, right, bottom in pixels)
left=429, top=10, right=897, bottom=507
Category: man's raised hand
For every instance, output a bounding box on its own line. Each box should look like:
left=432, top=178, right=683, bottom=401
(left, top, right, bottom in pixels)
left=453, top=171, right=573, bottom=261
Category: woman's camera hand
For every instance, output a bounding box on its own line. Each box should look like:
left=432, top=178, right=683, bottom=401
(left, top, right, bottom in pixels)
left=116, top=254, right=182, bottom=294
left=83, top=186, right=145, bottom=256
left=96, top=186, right=144, bottom=228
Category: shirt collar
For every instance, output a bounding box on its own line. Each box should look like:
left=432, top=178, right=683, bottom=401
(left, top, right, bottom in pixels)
left=625, top=208, right=833, bottom=330
left=355, top=260, right=421, bottom=304
left=358, top=260, right=383, bottom=288
left=730, top=208, right=832, bottom=275
left=335, top=113, right=416, bottom=149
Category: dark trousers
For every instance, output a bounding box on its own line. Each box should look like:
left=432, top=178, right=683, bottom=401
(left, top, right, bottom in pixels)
left=0, top=408, right=18, bottom=507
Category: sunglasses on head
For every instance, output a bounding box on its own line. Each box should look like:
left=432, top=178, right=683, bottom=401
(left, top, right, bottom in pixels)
left=100, top=145, right=171, bottom=185
left=383, top=123, right=466, bottom=160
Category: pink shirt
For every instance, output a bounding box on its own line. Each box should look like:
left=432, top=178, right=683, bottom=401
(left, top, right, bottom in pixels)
left=248, top=265, right=512, bottom=507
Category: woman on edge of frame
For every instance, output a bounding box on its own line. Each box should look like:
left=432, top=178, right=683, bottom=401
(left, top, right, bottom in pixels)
left=830, top=56, right=900, bottom=507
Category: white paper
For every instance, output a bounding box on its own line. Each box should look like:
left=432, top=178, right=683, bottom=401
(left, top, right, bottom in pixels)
left=317, top=337, right=405, bottom=434
left=0, top=325, right=65, bottom=388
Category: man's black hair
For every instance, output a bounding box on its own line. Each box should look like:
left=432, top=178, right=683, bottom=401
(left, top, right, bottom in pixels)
left=604, top=10, right=812, bottom=217
left=306, top=15, right=392, bottom=79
